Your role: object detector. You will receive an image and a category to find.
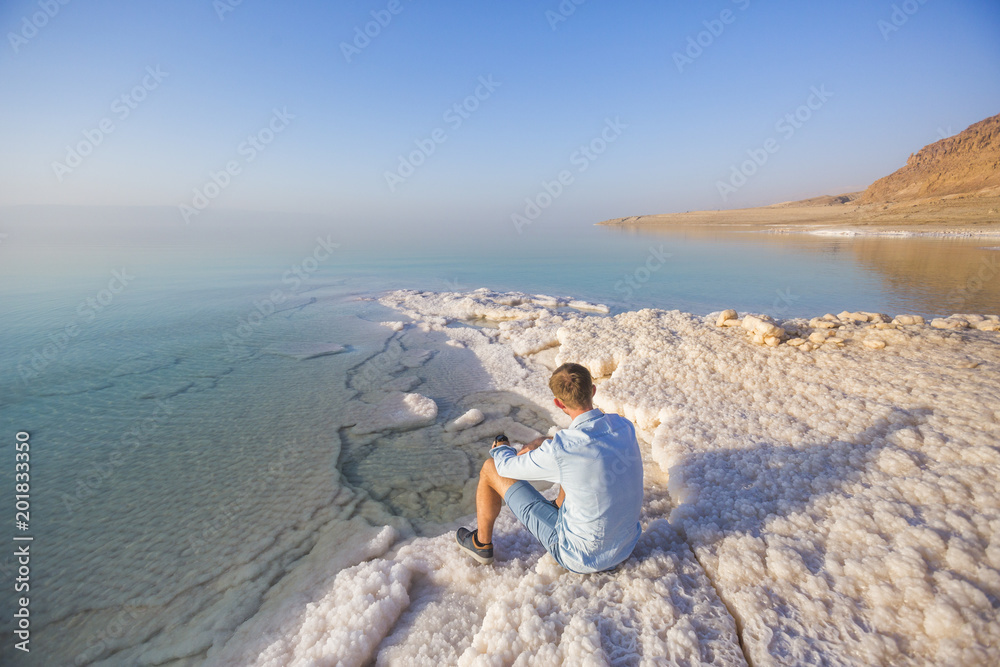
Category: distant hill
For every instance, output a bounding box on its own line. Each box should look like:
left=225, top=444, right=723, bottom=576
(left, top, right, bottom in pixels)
left=770, top=193, right=862, bottom=208
left=861, top=113, right=1000, bottom=203
left=599, top=112, right=1000, bottom=230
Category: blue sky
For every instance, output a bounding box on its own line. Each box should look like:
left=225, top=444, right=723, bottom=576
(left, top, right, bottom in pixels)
left=1, top=0, right=998, bottom=236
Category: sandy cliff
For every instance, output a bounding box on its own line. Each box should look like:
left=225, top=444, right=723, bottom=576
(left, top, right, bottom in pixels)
left=862, top=113, right=1000, bottom=203
left=602, top=113, right=1000, bottom=231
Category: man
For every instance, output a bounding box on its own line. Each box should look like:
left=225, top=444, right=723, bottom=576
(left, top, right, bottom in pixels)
left=456, top=362, right=644, bottom=573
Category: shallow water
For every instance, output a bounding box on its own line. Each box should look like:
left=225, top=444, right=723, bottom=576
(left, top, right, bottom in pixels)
left=0, top=219, right=997, bottom=663
left=605, top=224, right=1000, bottom=317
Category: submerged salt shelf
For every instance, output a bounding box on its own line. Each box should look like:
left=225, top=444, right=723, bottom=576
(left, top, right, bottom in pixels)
left=209, top=288, right=1000, bottom=666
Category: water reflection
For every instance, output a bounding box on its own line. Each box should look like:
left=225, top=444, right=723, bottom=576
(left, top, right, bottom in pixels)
left=605, top=225, right=1000, bottom=317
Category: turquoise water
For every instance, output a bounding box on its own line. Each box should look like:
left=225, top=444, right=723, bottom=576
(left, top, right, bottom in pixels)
left=0, top=219, right=997, bottom=663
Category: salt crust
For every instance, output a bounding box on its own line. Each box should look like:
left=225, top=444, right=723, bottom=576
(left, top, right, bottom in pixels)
left=213, top=482, right=746, bottom=667
left=372, top=290, right=999, bottom=666
left=214, top=289, right=999, bottom=666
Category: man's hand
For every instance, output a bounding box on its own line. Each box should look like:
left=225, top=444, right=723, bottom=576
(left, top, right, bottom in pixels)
left=517, top=436, right=548, bottom=456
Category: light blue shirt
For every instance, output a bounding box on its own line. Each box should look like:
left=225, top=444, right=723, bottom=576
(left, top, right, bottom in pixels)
left=490, top=409, right=643, bottom=573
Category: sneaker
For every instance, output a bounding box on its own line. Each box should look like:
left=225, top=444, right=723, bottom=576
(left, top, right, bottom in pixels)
left=456, top=527, right=494, bottom=564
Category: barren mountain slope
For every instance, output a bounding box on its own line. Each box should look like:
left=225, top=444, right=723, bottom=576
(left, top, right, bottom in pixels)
left=861, top=113, right=1000, bottom=203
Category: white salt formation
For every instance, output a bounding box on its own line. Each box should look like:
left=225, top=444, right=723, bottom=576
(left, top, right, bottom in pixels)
left=445, top=408, right=485, bottom=432
left=209, top=289, right=999, bottom=666
left=382, top=288, right=608, bottom=323
left=213, top=483, right=746, bottom=666
left=346, top=392, right=439, bottom=434
left=714, top=308, right=1000, bottom=354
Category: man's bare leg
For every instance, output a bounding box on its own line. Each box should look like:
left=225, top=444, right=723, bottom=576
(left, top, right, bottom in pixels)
left=476, top=458, right=519, bottom=544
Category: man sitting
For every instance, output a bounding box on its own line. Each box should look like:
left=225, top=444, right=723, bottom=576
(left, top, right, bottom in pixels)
left=456, top=362, right=644, bottom=573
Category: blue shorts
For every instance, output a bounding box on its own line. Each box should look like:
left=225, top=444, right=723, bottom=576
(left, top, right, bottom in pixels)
left=504, top=481, right=565, bottom=562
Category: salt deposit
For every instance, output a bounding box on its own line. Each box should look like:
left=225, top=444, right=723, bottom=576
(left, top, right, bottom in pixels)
left=716, top=309, right=738, bottom=327
left=346, top=392, right=439, bottom=434
left=210, top=289, right=999, bottom=666
left=446, top=408, right=485, bottom=432
left=213, top=483, right=747, bottom=667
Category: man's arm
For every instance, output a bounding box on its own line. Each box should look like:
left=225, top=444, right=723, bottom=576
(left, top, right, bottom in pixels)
left=489, top=437, right=560, bottom=482
left=504, top=438, right=565, bottom=507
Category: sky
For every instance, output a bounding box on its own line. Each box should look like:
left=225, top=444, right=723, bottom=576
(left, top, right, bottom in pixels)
left=1, top=0, right=999, bottom=238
